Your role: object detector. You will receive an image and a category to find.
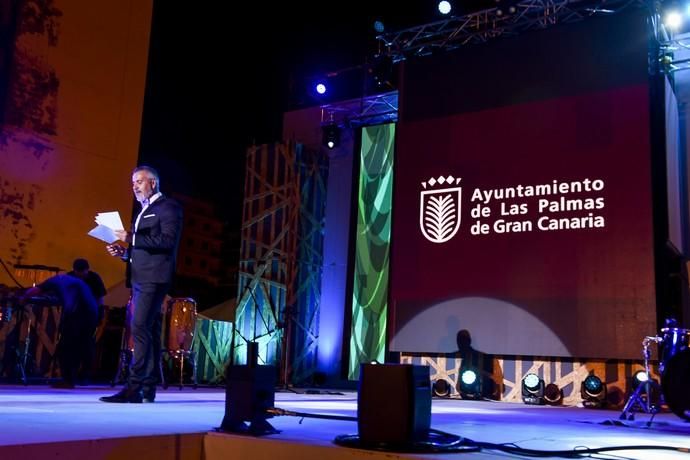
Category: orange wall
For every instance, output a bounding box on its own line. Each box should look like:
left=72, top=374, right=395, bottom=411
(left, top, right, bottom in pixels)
left=0, top=0, right=153, bottom=293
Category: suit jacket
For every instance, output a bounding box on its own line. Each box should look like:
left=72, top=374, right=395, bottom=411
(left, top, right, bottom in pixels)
left=126, top=195, right=183, bottom=286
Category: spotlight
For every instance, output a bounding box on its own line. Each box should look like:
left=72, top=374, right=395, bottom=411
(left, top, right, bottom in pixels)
left=438, top=1, right=452, bottom=15
left=521, top=373, right=545, bottom=405
left=432, top=379, right=452, bottom=398
left=322, top=123, right=341, bottom=149
left=315, top=82, right=327, bottom=95
left=373, top=20, right=385, bottom=33
left=496, top=0, right=518, bottom=16
left=581, top=374, right=607, bottom=408
left=632, top=370, right=649, bottom=389
left=544, top=383, right=563, bottom=405
left=458, top=367, right=482, bottom=400
left=664, top=10, right=683, bottom=31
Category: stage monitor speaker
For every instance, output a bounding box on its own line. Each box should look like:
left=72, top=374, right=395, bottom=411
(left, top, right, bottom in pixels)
left=357, top=363, right=431, bottom=446
left=221, top=364, right=277, bottom=435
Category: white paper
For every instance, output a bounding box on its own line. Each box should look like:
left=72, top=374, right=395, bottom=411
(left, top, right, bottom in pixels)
left=95, top=211, right=124, bottom=230
left=88, top=211, right=125, bottom=243
left=88, top=224, right=118, bottom=244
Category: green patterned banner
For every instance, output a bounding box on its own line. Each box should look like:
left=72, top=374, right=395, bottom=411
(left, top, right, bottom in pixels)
left=348, top=123, right=396, bottom=380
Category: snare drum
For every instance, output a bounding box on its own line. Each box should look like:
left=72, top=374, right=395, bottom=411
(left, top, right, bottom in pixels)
left=660, top=327, right=690, bottom=372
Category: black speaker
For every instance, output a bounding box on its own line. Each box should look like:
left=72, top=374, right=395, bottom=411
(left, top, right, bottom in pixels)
left=358, top=363, right=431, bottom=445
left=221, top=365, right=277, bottom=435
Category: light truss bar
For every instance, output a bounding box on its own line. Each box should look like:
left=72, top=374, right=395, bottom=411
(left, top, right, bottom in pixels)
left=320, top=91, right=398, bottom=128
left=377, top=0, right=645, bottom=62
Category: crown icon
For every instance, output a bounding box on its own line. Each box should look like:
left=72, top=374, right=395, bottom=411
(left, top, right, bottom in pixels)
left=421, top=175, right=461, bottom=189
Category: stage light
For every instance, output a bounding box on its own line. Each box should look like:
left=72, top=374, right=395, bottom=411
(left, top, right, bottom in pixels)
left=544, top=383, right=563, bottom=405
left=581, top=374, right=607, bottom=408
left=438, top=1, right=452, bottom=15
left=496, top=0, right=518, bottom=16
left=632, top=370, right=648, bottom=388
left=322, top=123, right=341, bottom=149
left=315, top=83, right=327, bottom=95
left=459, top=367, right=482, bottom=400
left=664, top=10, right=683, bottom=31
left=432, top=379, right=452, bottom=398
left=521, top=373, right=545, bottom=405
left=373, top=20, right=385, bottom=33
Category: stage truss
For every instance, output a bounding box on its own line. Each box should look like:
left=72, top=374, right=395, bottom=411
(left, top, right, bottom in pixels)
left=320, top=0, right=690, bottom=128
left=320, top=91, right=398, bottom=129
left=376, top=0, right=647, bottom=63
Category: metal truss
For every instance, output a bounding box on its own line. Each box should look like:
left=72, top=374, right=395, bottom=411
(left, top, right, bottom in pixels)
left=320, top=91, right=398, bottom=128
left=319, top=0, right=670, bottom=124
left=377, top=0, right=645, bottom=62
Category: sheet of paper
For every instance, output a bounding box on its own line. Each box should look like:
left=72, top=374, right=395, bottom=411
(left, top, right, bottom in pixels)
left=87, top=224, right=118, bottom=244
left=95, top=211, right=124, bottom=230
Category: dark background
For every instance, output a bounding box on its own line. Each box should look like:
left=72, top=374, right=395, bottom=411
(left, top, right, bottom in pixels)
left=137, top=1, right=501, bottom=226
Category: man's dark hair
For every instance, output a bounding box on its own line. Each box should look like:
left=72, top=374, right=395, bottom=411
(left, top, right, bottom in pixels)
left=73, top=258, right=90, bottom=271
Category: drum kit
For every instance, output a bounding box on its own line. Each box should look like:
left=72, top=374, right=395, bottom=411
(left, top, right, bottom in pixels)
left=620, top=326, right=690, bottom=421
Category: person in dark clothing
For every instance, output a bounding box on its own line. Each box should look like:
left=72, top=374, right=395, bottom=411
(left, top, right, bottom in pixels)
left=67, top=258, right=107, bottom=384
left=101, top=165, right=182, bottom=403
left=456, top=329, right=503, bottom=400
left=24, top=274, right=99, bottom=388
left=68, top=258, right=106, bottom=309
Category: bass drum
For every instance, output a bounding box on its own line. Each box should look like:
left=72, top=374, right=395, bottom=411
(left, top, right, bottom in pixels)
left=661, top=348, right=690, bottom=421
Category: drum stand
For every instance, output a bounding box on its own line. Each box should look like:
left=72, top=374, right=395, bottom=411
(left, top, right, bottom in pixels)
left=620, top=336, right=662, bottom=421
left=110, top=327, right=132, bottom=386
left=15, top=311, right=32, bottom=385
left=13, top=304, right=41, bottom=385
left=161, top=349, right=198, bottom=390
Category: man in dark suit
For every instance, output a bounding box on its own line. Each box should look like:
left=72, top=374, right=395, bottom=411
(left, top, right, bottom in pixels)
left=101, top=165, right=182, bottom=403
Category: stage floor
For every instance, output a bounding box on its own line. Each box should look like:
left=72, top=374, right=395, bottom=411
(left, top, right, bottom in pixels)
left=0, top=385, right=689, bottom=459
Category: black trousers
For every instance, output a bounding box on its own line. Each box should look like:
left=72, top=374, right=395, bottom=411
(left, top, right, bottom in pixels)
left=129, top=281, right=168, bottom=391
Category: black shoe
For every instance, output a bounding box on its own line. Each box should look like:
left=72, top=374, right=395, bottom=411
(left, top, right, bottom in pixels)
left=99, top=388, right=143, bottom=403
left=142, top=388, right=156, bottom=403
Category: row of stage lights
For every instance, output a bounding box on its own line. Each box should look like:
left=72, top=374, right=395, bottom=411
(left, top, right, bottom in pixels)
left=432, top=368, right=653, bottom=408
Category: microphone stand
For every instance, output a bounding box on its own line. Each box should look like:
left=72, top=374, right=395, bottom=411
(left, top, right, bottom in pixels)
left=619, top=335, right=662, bottom=422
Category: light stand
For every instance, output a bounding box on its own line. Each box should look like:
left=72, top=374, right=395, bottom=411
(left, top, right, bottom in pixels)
left=619, top=335, right=662, bottom=421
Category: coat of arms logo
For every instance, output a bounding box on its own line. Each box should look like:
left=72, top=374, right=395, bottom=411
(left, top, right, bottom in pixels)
left=419, top=175, right=462, bottom=243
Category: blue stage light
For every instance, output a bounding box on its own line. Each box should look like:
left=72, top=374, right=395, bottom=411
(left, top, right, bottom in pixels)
left=315, top=83, right=327, bottom=95
left=521, top=373, right=545, bottom=405
left=581, top=374, right=607, bottom=408
left=438, top=1, right=452, bottom=15
left=459, top=367, right=481, bottom=400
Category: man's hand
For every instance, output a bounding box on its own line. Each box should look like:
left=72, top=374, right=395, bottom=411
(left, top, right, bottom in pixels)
left=114, top=229, right=131, bottom=243
left=106, top=243, right=126, bottom=257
